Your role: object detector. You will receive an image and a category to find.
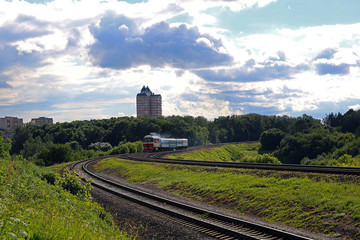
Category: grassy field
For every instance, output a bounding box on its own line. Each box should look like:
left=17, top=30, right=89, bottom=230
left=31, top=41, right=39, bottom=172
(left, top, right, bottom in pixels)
left=0, top=157, right=132, bottom=240
left=94, top=157, right=360, bottom=239
left=169, top=142, right=280, bottom=163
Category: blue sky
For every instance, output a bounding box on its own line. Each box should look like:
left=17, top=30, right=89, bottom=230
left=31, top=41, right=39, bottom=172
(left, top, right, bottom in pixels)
left=0, top=0, right=360, bottom=122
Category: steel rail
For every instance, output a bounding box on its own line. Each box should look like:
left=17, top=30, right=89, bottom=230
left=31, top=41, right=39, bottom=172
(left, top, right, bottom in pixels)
left=71, top=158, right=313, bottom=240
left=122, top=152, right=360, bottom=175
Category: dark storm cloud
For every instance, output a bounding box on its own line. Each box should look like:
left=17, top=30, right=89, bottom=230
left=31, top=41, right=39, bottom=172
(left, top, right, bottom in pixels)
left=313, top=48, right=353, bottom=76
left=315, top=63, right=350, bottom=75
left=88, top=14, right=233, bottom=69
left=0, top=45, right=45, bottom=71
left=314, top=48, right=337, bottom=60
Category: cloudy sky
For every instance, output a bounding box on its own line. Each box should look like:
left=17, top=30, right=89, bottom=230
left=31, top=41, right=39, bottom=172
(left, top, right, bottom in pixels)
left=1, top=0, right=360, bottom=122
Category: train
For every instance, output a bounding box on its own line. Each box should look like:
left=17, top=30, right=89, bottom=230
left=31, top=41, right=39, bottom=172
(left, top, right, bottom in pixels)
left=143, top=134, right=188, bottom=151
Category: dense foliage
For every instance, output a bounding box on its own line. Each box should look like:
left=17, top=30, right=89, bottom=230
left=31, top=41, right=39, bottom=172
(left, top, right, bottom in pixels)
left=0, top=136, right=11, bottom=159
left=9, top=114, right=322, bottom=164
left=5, top=108, right=360, bottom=166
left=273, top=118, right=360, bottom=165
left=259, top=128, right=286, bottom=151
left=0, top=155, right=130, bottom=239
left=323, top=109, right=360, bottom=135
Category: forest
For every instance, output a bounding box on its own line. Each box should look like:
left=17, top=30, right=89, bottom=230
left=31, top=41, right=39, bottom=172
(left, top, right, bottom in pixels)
left=3, top=108, right=360, bottom=166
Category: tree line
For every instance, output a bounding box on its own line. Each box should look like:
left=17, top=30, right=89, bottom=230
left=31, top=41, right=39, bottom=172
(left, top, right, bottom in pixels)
left=5, top=108, right=360, bottom=166
left=260, top=109, right=360, bottom=165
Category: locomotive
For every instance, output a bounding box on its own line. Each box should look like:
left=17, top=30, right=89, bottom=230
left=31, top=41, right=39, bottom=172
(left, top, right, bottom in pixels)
left=143, top=134, right=188, bottom=151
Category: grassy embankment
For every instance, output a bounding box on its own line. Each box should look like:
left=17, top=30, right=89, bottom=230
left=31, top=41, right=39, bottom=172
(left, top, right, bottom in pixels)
left=94, top=157, right=360, bottom=239
left=169, top=142, right=280, bottom=163
left=0, top=157, right=132, bottom=240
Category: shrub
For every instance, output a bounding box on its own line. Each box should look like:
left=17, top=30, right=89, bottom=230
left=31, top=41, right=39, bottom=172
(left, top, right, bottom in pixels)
left=41, top=172, right=56, bottom=185
left=58, top=170, right=92, bottom=200
left=36, top=144, right=74, bottom=166
left=110, top=142, right=143, bottom=155
left=135, top=141, right=143, bottom=153
left=242, top=154, right=281, bottom=164
left=67, top=141, right=83, bottom=151
left=88, top=142, right=112, bottom=151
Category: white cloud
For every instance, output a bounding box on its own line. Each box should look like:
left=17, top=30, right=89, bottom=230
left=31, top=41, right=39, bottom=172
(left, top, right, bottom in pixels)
left=0, top=0, right=359, bottom=122
left=180, top=96, right=239, bottom=119
left=348, top=104, right=360, bottom=111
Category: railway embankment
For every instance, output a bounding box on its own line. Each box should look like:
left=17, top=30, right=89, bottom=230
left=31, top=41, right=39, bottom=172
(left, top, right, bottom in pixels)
left=92, top=156, right=360, bottom=239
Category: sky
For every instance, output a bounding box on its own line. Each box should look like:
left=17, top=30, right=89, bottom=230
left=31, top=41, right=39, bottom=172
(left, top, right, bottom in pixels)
left=0, top=0, right=360, bottom=123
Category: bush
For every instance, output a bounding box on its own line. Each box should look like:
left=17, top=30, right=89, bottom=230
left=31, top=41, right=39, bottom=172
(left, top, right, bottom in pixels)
left=88, top=142, right=112, bottom=151
left=242, top=154, right=281, bottom=164
left=67, top=141, right=83, bottom=151
left=110, top=142, right=143, bottom=155
left=58, top=170, right=92, bottom=200
left=301, top=154, right=359, bottom=167
left=41, top=172, right=56, bottom=185
left=135, top=141, right=143, bottom=152
left=274, top=128, right=339, bottom=164
left=36, top=144, right=75, bottom=166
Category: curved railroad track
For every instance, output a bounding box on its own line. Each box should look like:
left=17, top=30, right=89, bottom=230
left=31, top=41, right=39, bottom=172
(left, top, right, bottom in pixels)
left=121, top=150, right=360, bottom=176
left=70, top=157, right=313, bottom=240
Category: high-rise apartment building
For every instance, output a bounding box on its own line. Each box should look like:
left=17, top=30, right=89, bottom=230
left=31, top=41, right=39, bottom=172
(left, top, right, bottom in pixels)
left=0, top=116, right=23, bottom=131
left=136, top=86, right=162, bottom=118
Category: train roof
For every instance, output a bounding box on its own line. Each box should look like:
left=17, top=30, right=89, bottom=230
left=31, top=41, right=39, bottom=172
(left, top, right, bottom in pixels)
left=143, top=135, right=160, bottom=139
left=143, top=135, right=188, bottom=141
left=160, top=137, right=188, bottom=141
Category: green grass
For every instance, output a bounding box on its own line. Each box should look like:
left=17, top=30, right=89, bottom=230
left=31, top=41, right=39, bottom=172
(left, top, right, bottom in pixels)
left=169, top=142, right=260, bottom=161
left=94, top=158, right=360, bottom=238
left=45, top=160, right=79, bottom=173
left=169, top=142, right=280, bottom=163
left=0, top=157, right=132, bottom=240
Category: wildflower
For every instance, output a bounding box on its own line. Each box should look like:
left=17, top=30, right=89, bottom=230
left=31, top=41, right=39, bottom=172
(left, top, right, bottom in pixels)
left=8, top=232, right=17, bottom=239
left=19, top=230, right=28, bottom=238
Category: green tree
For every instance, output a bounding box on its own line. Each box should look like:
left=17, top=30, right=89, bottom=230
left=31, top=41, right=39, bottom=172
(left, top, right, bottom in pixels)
left=260, top=128, right=286, bottom=151
left=10, top=126, right=31, bottom=155
left=37, top=144, right=74, bottom=166
left=0, top=136, right=11, bottom=159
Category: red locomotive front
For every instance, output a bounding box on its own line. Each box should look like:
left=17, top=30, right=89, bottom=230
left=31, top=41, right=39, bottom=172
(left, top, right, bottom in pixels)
left=143, top=135, right=161, bottom=151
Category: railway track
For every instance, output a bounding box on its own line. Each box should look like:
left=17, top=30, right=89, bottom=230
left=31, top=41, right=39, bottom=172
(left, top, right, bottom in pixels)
left=121, top=151, right=360, bottom=176
left=70, top=157, right=313, bottom=240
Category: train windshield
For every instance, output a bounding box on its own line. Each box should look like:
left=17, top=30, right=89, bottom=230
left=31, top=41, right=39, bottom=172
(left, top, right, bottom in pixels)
left=143, top=137, right=153, bottom=142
